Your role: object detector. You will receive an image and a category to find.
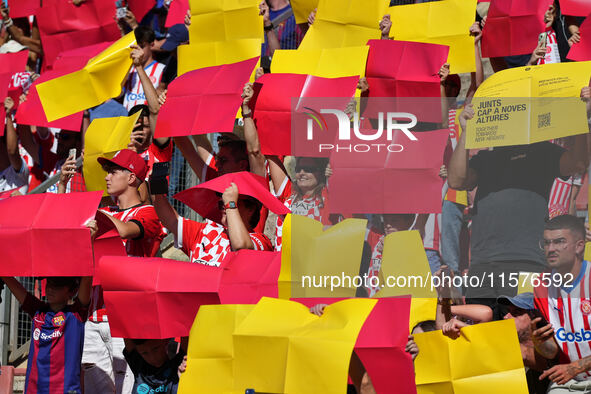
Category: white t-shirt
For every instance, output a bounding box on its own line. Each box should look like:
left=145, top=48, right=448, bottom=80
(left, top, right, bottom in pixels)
left=0, top=158, right=29, bottom=194
left=122, top=60, right=165, bottom=111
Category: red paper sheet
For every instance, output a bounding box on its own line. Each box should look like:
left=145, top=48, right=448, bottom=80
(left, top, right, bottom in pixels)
left=15, top=42, right=111, bottom=130
left=364, top=40, right=448, bottom=123
left=293, top=297, right=416, bottom=394
left=328, top=129, right=449, bottom=214
left=0, top=72, right=10, bottom=135
left=174, top=171, right=290, bottom=224
left=128, top=0, right=154, bottom=23
left=0, top=191, right=102, bottom=276
left=155, top=57, right=259, bottom=138
left=36, top=0, right=120, bottom=70
left=0, top=51, right=29, bottom=114
left=251, top=73, right=359, bottom=156
left=567, top=15, right=591, bottom=61
left=481, top=0, right=553, bottom=58
left=101, top=250, right=280, bottom=338
left=560, top=0, right=591, bottom=16
left=165, top=0, right=189, bottom=27
left=91, top=210, right=127, bottom=286
left=7, top=0, right=40, bottom=18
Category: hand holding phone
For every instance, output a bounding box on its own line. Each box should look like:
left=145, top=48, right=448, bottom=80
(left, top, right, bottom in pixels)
left=115, top=0, right=127, bottom=19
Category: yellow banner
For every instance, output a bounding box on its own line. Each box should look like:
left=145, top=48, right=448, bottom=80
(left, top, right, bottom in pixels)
left=180, top=297, right=376, bottom=394
left=414, top=319, right=528, bottom=394
left=271, top=46, right=369, bottom=78
left=388, top=0, right=477, bottom=74
left=288, top=215, right=367, bottom=298
left=299, top=0, right=389, bottom=50
left=178, top=0, right=263, bottom=75
left=37, top=33, right=136, bottom=121
left=291, top=0, right=319, bottom=24
left=83, top=113, right=140, bottom=196
left=467, top=62, right=591, bottom=148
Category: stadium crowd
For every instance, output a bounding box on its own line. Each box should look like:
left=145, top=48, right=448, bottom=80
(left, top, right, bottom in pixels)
left=0, top=0, right=591, bottom=393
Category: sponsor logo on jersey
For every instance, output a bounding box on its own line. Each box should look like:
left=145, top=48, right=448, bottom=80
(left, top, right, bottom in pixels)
left=556, top=328, right=591, bottom=343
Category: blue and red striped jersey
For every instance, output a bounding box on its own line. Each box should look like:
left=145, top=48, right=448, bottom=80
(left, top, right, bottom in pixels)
left=22, top=293, right=88, bottom=394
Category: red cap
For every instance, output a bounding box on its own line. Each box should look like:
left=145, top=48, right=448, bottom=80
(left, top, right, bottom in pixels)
left=97, top=149, right=147, bottom=181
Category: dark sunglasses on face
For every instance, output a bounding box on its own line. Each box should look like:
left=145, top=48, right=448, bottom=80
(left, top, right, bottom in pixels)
left=295, top=166, right=317, bottom=174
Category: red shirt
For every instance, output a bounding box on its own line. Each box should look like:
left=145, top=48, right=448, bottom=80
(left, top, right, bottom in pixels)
left=176, top=217, right=272, bottom=266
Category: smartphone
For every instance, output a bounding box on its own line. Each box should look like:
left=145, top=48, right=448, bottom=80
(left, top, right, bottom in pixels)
left=528, top=310, right=549, bottom=330
left=69, top=148, right=77, bottom=159
left=149, top=162, right=170, bottom=195
left=538, top=32, right=548, bottom=46
left=2, top=0, right=8, bottom=9
left=115, top=0, right=127, bottom=19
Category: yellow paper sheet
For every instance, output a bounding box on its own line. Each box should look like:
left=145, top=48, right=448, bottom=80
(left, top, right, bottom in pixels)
left=299, top=0, right=389, bottom=50
left=180, top=298, right=376, bottom=394
left=375, top=230, right=437, bottom=299
left=388, top=0, right=477, bottom=74
left=279, top=214, right=292, bottom=300
left=409, top=297, right=437, bottom=333
left=37, top=33, right=136, bottom=122
left=271, top=46, right=369, bottom=78
left=291, top=0, right=319, bottom=24
left=414, top=319, right=528, bottom=394
left=83, top=113, right=141, bottom=196
left=178, top=0, right=263, bottom=75
left=467, top=62, right=591, bottom=148
left=177, top=39, right=262, bottom=76
left=288, top=215, right=367, bottom=298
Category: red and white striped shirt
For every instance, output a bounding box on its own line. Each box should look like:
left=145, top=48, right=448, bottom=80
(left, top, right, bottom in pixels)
left=548, top=175, right=582, bottom=219
left=535, top=260, right=591, bottom=381
left=537, top=29, right=561, bottom=65
left=122, top=60, right=165, bottom=111
left=89, top=204, right=164, bottom=322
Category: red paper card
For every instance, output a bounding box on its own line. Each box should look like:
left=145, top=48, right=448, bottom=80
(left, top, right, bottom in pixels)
left=101, top=250, right=280, bottom=338
left=293, top=297, right=416, bottom=394
left=128, top=0, right=154, bottom=23
left=251, top=73, right=359, bottom=156
left=567, top=15, right=591, bottom=61
left=0, top=191, right=102, bottom=276
left=0, top=51, right=29, bottom=114
left=328, top=129, right=449, bottom=214
left=364, top=40, right=447, bottom=123
left=36, top=0, right=120, bottom=70
left=15, top=42, right=111, bottom=130
left=174, top=171, right=290, bottom=224
left=7, top=0, right=40, bottom=18
left=560, top=0, right=591, bottom=16
left=155, top=57, right=259, bottom=138
left=481, top=0, right=553, bottom=58
left=165, top=0, right=189, bottom=27
left=91, top=210, right=127, bottom=286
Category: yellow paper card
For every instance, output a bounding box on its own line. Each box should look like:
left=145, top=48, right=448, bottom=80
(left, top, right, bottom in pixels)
left=467, top=62, right=591, bottom=148
left=188, top=0, right=262, bottom=44
left=291, top=0, right=319, bottom=24
left=233, top=297, right=376, bottom=393
left=388, top=0, right=477, bottom=74
left=279, top=214, right=292, bottom=300
left=37, top=32, right=136, bottom=121
left=289, top=215, right=367, bottom=298
left=177, top=39, right=262, bottom=76
left=83, top=113, right=141, bottom=196
left=409, top=297, right=437, bottom=333
left=414, top=319, right=528, bottom=394
left=299, top=0, right=389, bottom=50
left=272, top=46, right=369, bottom=78
left=375, top=230, right=436, bottom=298
left=179, top=304, right=254, bottom=394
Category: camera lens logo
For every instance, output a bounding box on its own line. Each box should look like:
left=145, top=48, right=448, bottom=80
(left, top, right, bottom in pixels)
left=33, top=328, right=41, bottom=341
left=303, top=107, right=328, bottom=133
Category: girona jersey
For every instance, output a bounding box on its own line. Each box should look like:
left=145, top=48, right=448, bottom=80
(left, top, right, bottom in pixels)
left=535, top=260, right=591, bottom=381
left=176, top=218, right=272, bottom=266
left=91, top=204, right=164, bottom=322
left=122, top=61, right=165, bottom=111
left=537, top=29, right=561, bottom=65
left=23, top=293, right=88, bottom=394
left=273, top=178, right=330, bottom=251
left=548, top=176, right=582, bottom=219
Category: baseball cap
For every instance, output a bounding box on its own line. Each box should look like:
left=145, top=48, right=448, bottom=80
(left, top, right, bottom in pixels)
left=497, top=292, right=535, bottom=311
left=161, top=24, right=189, bottom=52
left=97, top=149, right=148, bottom=181
left=89, top=100, right=128, bottom=122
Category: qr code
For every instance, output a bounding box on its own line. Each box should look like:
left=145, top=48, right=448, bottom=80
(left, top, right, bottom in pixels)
left=538, top=112, right=551, bottom=128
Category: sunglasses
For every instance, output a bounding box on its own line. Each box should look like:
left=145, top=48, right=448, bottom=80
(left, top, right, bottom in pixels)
left=295, top=166, right=318, bottom=174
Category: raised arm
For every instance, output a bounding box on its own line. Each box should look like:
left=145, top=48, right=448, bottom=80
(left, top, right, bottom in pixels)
left=465, top=21, right=484, bottom=103
left=241, top=83, right=266, bottom=177
left=558, top=86, right=591, bottom=177
left=173, top=135, right=215, bottom=182
left=447, top=104, right=478, bottom=190
left=260, top=1, right=280, bottom=56
left=153, top=193, right=180, bottom=238
left=223, top=183, right=255, bottom=250
left=4, top=98, right=22, bottom=172
left=0, top=7, right=42, bottom=55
